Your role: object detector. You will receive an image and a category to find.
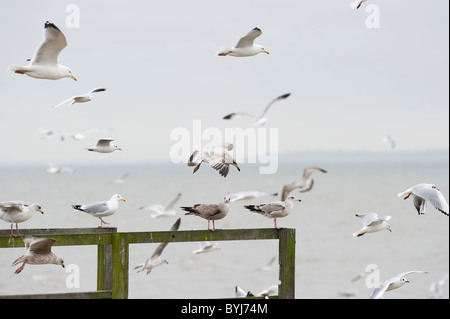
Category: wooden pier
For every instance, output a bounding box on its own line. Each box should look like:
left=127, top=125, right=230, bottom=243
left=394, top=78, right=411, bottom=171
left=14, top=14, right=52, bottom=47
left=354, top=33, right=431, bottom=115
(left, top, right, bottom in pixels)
left=0, top=227, right=296, bottom=299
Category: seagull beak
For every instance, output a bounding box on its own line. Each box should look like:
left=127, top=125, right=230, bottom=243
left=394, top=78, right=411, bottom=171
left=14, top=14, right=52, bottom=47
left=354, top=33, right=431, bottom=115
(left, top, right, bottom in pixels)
left=121, top=198, right=127, bottom=202
left=264, top=51, right=270, bottom=55
left=71, top=75, right=77, bottom=81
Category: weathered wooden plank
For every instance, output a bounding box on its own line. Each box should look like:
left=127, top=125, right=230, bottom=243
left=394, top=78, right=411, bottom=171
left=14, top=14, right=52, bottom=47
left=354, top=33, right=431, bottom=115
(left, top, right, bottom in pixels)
left=278, top=228, right=296, bottom=299
left=0, top=290, right=112, bottom=299
left=97, top=244, right=113, bottom=291
left=126, top=228, right=280, bottom=244
left=0, top=228, right=117, bottom=248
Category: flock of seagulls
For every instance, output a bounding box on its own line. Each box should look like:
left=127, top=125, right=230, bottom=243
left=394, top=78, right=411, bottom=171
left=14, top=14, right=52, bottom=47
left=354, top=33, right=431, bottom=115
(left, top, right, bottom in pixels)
left=1, top=15, right=448, bottom=299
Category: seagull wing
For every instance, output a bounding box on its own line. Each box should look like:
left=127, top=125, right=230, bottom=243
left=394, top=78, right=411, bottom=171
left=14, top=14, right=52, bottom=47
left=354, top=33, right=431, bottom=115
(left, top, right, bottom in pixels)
left=88, top=87, right=107, bottom=94
left=150, top=218, right=181, bottom=258
left=53, top=96, right=76, bottom=108
left=31, top=22, right=67, bottom=66
left=96, top=139, right=114, bottom=147
left=369, top=281, right=390, bottom=299
left=165, top=193, right=182, bottom=211
left=234, top=27, right=262, bottom=48
left=414, top=185, right=449, bottom=216
left=29, top=238, right=57, bottom=254
left=223, top=112, right=255, bottom=120
left=258, top=93, right=291, bottom=119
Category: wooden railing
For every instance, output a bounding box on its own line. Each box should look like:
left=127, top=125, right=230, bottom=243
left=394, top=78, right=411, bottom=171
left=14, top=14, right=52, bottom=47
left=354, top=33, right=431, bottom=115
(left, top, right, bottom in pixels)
left=0, top=227, right=296, bottom=299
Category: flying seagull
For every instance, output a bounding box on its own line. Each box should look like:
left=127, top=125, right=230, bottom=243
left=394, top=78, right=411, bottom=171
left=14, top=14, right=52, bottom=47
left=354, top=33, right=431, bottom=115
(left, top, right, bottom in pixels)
left=12, top=236, right=65, bottom=274
left=9, top=21, right=77, bottom=81
left=187, top=143, right=240, bottom=178
left=217, top=27, right=269, bottom=57
left=86, top=138, right=122, bottom=153
left=352, top=213, right=392, bottom=237
left=281, top=167, right=327, bottom=201
left=223, top=93, right=291, bottom=127
left=370, top=271, right=429, bottom=299
left=134, top=218, right=181, bottom=274
left=53, top=87, right=107, bottom=108
left=398, top=183, right=449, bottom=216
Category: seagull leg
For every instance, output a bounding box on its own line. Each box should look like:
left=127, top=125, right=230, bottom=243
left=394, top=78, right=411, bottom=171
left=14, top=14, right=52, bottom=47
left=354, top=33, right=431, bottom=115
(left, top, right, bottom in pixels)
left=99, top=218, right=110, bottom=228
left=274, top=219, right=281, bottom=230
left=14, top=262, right=26, bottom=274
left=15, top=223, right=22, bottom=237
left=193, top=163, right=201, bottom=174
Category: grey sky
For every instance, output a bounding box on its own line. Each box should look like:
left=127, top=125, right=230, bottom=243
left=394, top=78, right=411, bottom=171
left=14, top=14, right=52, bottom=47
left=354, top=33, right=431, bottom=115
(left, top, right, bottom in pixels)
left=0, top=0, right=448, bottom=165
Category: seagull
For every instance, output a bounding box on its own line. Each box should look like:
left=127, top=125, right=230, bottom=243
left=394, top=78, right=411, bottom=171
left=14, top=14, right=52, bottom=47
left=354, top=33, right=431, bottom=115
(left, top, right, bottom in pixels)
left=71, top=194, right=126, bottom=227
left=223, top=93, right=291, bottom=127
left=181, top=196, right=230, bottom=231
left=352, top=213, right=392, bottom=237
left=11, top=236, right=65, bottom=274
left=257, top=285, right=278, bottom=297
left=0, top=201, right=44, bottom=237
left=235, top=286, right=254, bottom=298
left=107, top=172, right=130, bottom=185
left=281, top=167, right=327, bottom=201
left=9, top=21, right=77, bottom=81
left=370, top=271, right=429, bottom=299
left=217, top=27, right=269, bottom=57
left=192, top=241, right=221, bottom=254
left=429, top=273, right=449, bottom=299
left=134, top=218, right=181, bottom=274
left=382, top=135, right=396, bottom=150
left=244, top=196, right=301, bottom=229
left=46, top=163, right=74, bottom=174
left=228, top=191, right=278, bottom=203
left=86, top=138, right=122, bottom=153
left=187, top=143, right=240, bottom=178
left=397, top=183, right=449, bottom=216
left=139, top=193, right=182, bottom=218
left=53, top=88, right=107, bottom=108
left=256, top=255, right=277, bottom=272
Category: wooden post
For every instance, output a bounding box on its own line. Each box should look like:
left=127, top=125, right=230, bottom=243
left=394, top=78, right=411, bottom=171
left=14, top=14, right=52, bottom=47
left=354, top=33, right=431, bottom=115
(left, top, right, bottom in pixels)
left=278, top=228, right=296, bottom=299
left=97, top=244, right=112, bottom=291
left=111, top=232, right=129, bottom=299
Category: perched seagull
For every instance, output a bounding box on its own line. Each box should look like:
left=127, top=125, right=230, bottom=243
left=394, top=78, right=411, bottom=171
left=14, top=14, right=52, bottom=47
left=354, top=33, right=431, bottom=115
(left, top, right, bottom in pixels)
left=370, top=271, right=429, bottom=299
left=134, top=218, right=181, bottom=274
left=139, top=193, right=182, bottom=218
left=382, top=135, right=396, bottom=150
left=0, top=201, right=44, bottom=237
left=217, top=27, right=269, bottom=57
left=352, top=213, right=392, bottom=237
left=281, top=167, right=327, bottom=200
left=71, top=194, right=126, bottom=228
left=397, top=183, right=449, bottom=216
left=429, top=273, right=449, bottom=299
left=188, top=143, right=240, bottom=178
left=223, top=93, right=291, bottom=127
left=181, top=196, right=231, bottom=231
left=9, top=21, right=77, bottom=81
left=244, top=196, right=301, bottom=229
left=235, top=286, right=254, bottom=298
left=228, top=191, right=278, bottom=203
left=12, top=236, right=65, bottom=274
left=53, top=88, right=107, bottom=108
left=192, top=241, right=221, bottom=254
left=86, top=138, right=122, bottom=153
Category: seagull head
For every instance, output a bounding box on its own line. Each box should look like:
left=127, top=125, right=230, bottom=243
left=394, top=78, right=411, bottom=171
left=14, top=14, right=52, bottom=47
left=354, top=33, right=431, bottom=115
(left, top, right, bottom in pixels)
left=62, top=66, right=77, bottom=81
